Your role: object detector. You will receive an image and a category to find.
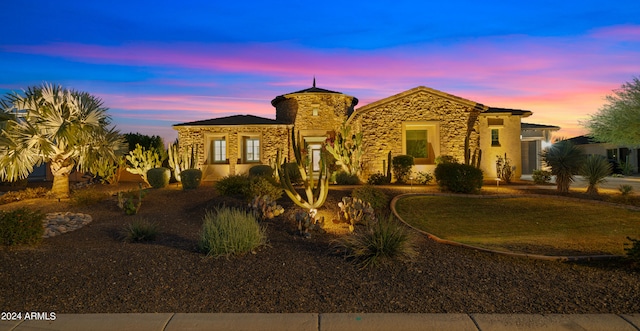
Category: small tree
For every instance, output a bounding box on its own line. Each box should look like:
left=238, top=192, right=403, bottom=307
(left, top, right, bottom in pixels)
left=0, top=83, right=126, bottom=198
left=584, top=77, right=640, bottom=147
left=541, top=140, right=585, bottom=193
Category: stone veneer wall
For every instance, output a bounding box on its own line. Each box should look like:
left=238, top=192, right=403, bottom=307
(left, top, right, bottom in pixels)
left=348, top=89, right=482, bottom=178
left=174, top=125, right=291, bottom=180
left=275, top=93, right=355, bottom=136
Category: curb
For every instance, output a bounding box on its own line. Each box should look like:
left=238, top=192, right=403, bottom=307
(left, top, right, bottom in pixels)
left=2, top=313, right=639, bottom=331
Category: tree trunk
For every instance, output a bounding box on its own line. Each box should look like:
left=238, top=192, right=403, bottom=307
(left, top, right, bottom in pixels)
left=51, top=173, right=70, bottom=198
left=49, top=158, right=75, bottom=199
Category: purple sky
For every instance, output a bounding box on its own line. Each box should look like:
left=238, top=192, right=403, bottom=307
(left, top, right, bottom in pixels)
left=2, top=1, right=639, bottom=144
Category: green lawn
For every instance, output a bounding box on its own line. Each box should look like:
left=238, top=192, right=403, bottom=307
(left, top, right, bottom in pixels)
left=395, top=195, right=640, bottom=256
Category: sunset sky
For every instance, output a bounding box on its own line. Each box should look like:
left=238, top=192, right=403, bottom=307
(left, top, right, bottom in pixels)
left=2, top=1, right=639, bottom=144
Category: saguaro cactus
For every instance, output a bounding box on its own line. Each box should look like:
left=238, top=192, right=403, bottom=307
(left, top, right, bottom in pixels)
left=168, top=142, right=198, bottom=182
left=277, top=129, right=329, bottom=210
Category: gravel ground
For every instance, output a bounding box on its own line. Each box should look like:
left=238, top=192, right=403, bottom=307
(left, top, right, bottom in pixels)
left=0, top=183, right=639, bottom=313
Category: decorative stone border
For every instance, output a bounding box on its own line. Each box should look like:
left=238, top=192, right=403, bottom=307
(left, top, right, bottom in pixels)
left=43, top=212, right=92, bottom=238
left=390, top=193, right=626, bottom=261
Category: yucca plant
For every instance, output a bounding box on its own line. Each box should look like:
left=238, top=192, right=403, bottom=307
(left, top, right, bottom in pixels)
left=541, top=140, right=585, bottom=193
left=580, top=154, right=612, bottom=195
left=122, top=219, right=159, bottom=242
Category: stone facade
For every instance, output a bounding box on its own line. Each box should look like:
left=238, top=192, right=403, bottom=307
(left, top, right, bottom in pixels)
left=174, top=123, right=290, bottom=180
left=174, top=84, right=535, bottom=181
left=347, top=87, right=486, bottom=177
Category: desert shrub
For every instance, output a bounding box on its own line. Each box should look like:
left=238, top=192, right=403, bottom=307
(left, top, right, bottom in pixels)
left=117, top=184, right=146, bottom=215
left=214, top=174, right=251, bottom=197
left=335, top=171, right=360, bottom=185
left=333, top=215, right=417, bottom=268
left=496, top=153, right=515, bottom=183
left=620, top=184, right=634, bottom=196
left=147, top=167, right=170, bottom=189
left=624, top=237, right=640, bottom=268
left=248, top=165, right=274, bottom=178
left=0, top=208, right=45, bottom=246
left=414, top=171, right=433, bottom=184
left=367, top=172, right=390, bottom=185
left=180, top=169, right=202, bottom=190
left=392, top=155, right=414, bottom=183
left=434, top=162, right=483, bottom=193
left=0, top=187, right=50, bottom=205
left=532, top=169, right=552, bottom=184
left=352, top=185, right=389, bottom=212
left=122, top=219, right=158, bottom=242
left=283, top=162, right=302, bottom=185
left=247, top=176, right=282, bottom=201
left=70, top=189, right=110, bottom=206
left=198, top=207, right=266, bottom=257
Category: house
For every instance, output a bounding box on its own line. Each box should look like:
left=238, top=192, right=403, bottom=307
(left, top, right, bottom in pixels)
left=567, top=135, right=639, bottom=174
left=173, top=81, right=557, bottom=181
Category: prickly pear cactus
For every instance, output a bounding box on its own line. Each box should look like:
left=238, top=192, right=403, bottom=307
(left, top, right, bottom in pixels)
left=338, top=196, right=376, bottom=232
left=249, top=195, right=284, bottom=220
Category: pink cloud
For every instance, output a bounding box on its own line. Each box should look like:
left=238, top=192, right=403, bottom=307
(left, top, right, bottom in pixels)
left=589, top=24, right=640, bottom=41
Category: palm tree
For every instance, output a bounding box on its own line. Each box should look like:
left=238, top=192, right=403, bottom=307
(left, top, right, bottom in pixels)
left=0, top=83, right=127, bottom=198
left=580, top=154, right=612, bottom=195
left=541, top=140, right=585, bottom=193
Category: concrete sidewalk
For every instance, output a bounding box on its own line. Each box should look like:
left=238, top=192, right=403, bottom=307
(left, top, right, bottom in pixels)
left=1, top=313, right=639, bottom=331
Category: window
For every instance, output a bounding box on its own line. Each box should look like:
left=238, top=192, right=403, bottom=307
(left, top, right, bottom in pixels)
left=402, top=122, right=439, bottom=165
left=491, top=129, right=500, bottom=146
left=606, top=149, right=617, bottom=160
left=406, top=130, right=428, bottom=158
left=210, top=138, right=226, bottom=163
left=245, top=137, right=260, bottom=162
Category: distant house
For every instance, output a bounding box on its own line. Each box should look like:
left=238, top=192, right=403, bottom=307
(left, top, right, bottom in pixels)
left=173, top=82, right=558, bottom=181
left=567, top=135, right=639, bottom=174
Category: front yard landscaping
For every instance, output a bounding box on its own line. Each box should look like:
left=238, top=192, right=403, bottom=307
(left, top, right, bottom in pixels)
left=0, top=182, right=639, bottom=314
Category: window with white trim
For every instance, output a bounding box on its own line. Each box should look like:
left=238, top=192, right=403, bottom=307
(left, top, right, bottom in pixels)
left=209, top=137, right=227, bottom=163
left=244, top=137, right=260, bottom=162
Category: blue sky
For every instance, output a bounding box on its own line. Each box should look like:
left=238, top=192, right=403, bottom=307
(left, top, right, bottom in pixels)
left=2, top=1, right=639, bottom=143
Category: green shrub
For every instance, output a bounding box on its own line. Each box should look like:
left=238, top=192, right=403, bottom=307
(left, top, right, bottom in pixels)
left=198, top=207, right=267, bottom=257
left=532, top=169, right=552, bottom=184
left=180, top=169, right=202, bottom=190
left=147, top=167, right=170, bottom=188
left=0, top=208, right=45, bottom=246
left=434, top=162, right=483, bottom=193
left=0, top=187, right=50, bottom=205
left=392, top=155, right=414, bottom=183
left=214, top=174, right=251, bottom=197
left=70, top=189, right=110, bottom=206
left=247, top=176, right=282, bottom=201
left=248, top=165, right=274, bottom=178
left=435, top=155, right=458, bottom=164
left=367, top=172, right=390, bottom=185
left=122, top=219, right=159, bottom=242
left=333, top=215, right=417, bottom=268
left=335, top=171, right=360, bottom=185
left=352, top=185, right=389, bottom=212
left=283, top=162, right=303, bottom=185
left=117, top=184, right=146, bottom=215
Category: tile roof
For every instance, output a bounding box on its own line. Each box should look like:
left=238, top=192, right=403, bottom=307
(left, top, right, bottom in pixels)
left=173, top=114, right=284, bottom=127
left=521, top=123, right=560, bottom=130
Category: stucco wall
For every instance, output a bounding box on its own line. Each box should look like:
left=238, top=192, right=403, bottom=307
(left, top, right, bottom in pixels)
left=479, top=114, right=524, bottom=179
